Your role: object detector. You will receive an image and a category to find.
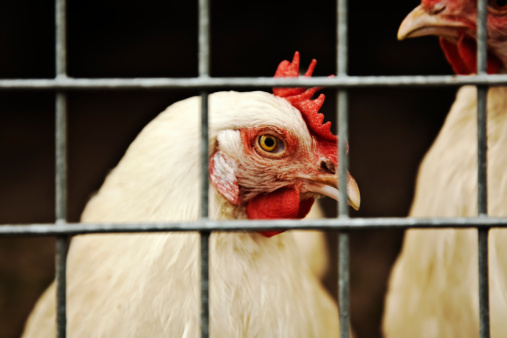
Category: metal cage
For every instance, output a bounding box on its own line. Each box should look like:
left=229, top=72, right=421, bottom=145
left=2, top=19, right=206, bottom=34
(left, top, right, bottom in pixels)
left=1, top=0, right=507, bottom=337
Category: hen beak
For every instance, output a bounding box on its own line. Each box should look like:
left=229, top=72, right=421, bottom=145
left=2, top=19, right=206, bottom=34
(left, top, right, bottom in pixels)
left=398, top=4, right=465, bottom=40
left=301, top=172, right=361, bottom=211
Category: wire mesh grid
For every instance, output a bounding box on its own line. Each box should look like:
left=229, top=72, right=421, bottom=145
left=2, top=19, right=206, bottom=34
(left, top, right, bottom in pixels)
left=1, top=0, right=507, bottom=337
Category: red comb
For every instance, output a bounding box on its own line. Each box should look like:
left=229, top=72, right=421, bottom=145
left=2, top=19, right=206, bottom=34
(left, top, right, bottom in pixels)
left=273, top=52, right=337, bottom=143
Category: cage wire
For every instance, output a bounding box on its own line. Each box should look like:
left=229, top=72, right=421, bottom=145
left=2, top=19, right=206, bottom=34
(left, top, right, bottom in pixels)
left=0, top=0, right=506, bottom=337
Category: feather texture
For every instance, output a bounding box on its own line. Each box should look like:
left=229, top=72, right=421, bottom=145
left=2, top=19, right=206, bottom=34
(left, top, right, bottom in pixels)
left=384, top=3, right=507, bottom=336
left=384, top=85, right=507, bottom=337
left=22, top=91, right=340, bottom=337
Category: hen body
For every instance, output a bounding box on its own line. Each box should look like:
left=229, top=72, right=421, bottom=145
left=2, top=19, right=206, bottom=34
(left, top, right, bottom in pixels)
left=23, top=91, right=343, bottom=337
left=384, top=86, right=507, bottom=338
left=383, top=2, right=507, bottom=337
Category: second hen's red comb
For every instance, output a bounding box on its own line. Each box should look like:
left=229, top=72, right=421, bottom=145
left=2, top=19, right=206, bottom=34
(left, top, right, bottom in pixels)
left=273, top=52, right=337, bottom=143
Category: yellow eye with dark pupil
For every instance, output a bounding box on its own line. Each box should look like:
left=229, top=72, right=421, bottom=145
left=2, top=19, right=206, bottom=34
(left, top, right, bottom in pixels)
left=259, top=135, right=277, bottom=152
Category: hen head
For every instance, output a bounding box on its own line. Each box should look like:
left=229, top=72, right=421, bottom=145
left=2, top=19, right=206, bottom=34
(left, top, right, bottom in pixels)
left=398, top=0, right=507, bottom=74
left=210, top=52, right=360, bottom=237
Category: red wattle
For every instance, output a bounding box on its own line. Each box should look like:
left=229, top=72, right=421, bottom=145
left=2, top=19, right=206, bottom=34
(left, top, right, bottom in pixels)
left=246, top=187, right=315, bottom=238
left=440, top=37, right=471, bottom=75
left=297, top=198, right=314, bottom=218
left=457, top=35, right=478, bottom=74
left=440, top=36, right=502, bottom=75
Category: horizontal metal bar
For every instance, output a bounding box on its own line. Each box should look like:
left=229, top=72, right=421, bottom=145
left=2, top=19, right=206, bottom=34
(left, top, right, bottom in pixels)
left=1, top=217, right=507, bottom=236
left=2, top=75, right=507, bottom=91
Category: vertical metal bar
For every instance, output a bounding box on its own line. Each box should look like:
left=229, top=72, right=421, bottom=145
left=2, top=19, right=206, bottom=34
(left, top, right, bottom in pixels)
left=198, top=0, right=210, bottom=77
left=336, top=0, right=347, bottom=78
left=337, top=219, right=350, bottom=338
left=55, top=94, right=69, bottom=338
left=337, top=93, right=348, bottom=219
left=337, top=92, right=350, bottom=338
left=200, top=230, right=210, bottom=338
left=337, top=0, right=350, bottom=337
left=200, top=92, right=210, bottom=338
left=55, top=0, right=69, bottom=337
left=198, top=0, right=210, bottom=336
left=476, top=0, right=490, bottom=337
left=477, top=83, right=490, bottom=338
left=55, top=223, right=69, bottom=338
left=55, top=0, right=66, bottom=77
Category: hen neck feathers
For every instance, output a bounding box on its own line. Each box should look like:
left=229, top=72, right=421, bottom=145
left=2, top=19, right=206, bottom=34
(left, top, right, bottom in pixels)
left=410, top=85, right=507, bottom=218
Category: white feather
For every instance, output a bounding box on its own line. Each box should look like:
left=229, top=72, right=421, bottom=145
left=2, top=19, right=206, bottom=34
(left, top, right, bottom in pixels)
left=22, top=91, right=340, bottom=338
left=383, top=86, right=507, bottom=338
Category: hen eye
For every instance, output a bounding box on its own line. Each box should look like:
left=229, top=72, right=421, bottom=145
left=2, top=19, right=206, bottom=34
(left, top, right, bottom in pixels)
left=258, top=134, right=285, bottom=154
left=489, top=0, right=507, bottom=10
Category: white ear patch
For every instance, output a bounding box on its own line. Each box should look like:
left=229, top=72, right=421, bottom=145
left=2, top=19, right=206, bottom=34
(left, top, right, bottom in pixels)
left=210, top=150, right=240, bottom=205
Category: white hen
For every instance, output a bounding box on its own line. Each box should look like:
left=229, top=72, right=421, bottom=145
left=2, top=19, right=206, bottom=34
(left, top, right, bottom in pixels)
left=23, top=54, right=360, bottom=338
left=383, top=2, right=507, bottom=337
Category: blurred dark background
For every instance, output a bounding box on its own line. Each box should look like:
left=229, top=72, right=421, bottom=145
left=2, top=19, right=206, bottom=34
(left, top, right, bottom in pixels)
left=0, top=0, right=458, bottom=337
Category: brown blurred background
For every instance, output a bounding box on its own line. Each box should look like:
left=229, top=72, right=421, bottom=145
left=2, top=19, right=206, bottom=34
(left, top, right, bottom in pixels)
left=0, top=0, right=458, bottom=337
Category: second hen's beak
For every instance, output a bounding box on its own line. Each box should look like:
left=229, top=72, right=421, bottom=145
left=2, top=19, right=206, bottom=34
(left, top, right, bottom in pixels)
left=398, top=4, right=466, bottom=41
left=299, top=172, right=361, bottom=211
